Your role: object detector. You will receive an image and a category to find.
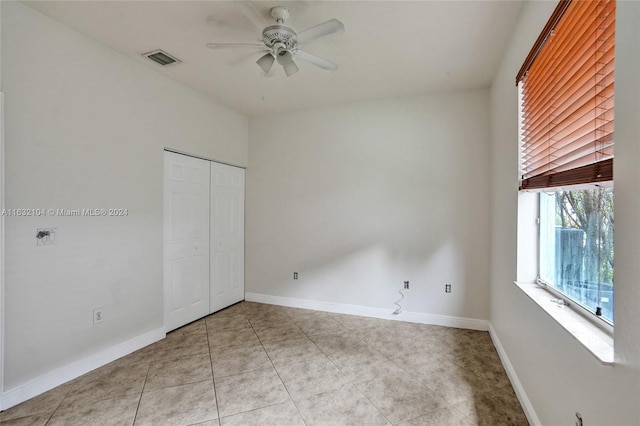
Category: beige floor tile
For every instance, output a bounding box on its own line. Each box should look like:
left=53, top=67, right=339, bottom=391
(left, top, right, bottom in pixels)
left=422, top=374, right=478, bottom=405
left=114, top=339, right=166, bottom=365
left=455, top=352, right=512, bottom=389
left=333, top=351, right=405, bottom=384
left=214, top=368, right=290, bottom=418
left=262, top=336, right=322, bottom=366
left=241, top=302, right=282, bottom=314
left=48, top=394, right=140, bottom=426
left=356, top=373, right=449, bottom=424
left=146, top=332, right=210, bottom=362
left=68, top=355, right=148, bottom=384
left=296, top=383, right=390, bottom=425
left=208, top=328, right=260, bottom=351
left=245, top=306, right=289, bottom=316
left=417, top=363, right=470, bottom=397
left=135, top=380, right=217, bottom=426
left=254, top=323, right=305, bottom=343
left=210, top=344, right=273, bottom=378
left=59, top=360, right=149, bottom=408
left=205, top=314, right=251, bottom=332
left=333, top=314, right=390, bottom=330
left=452, top=387, right=529, bottom=426
left=189, top=420, right=220, bottom=426
left=0, top=413, right=51, bottom=426
left=219, top=400, right=305, bottom=426
left=416, top=359, right=467, bottom=379
left=6, top=302, right=526, bottom=426
left=248, top=313, right=295, bottom=329
left=211, top=303, right=245, bottom=317
left=0, top=381, right=73, bottom=422
left=144, top=353, right=213, bottom=391
left=391, top=349, right=452, bottom=372
left=482, top=387, right=529, bottom=425
left=397, top=405, right=475, bottom=426
left=310, top=333, right=370, bottom=358
left=171, top=318, right=208, bottom=336
left=276, top=356, right=351, bottom=401
left=294, top=317, right=347, bottom=335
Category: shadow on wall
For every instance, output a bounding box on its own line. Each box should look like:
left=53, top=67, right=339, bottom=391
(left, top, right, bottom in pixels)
left=245, top=90, right=491, bottom=321
left=246, top=162, right=489, bottom=319
left=289, top=243, right=418, bottom=307
left=282, top=240, right=470, bottom=316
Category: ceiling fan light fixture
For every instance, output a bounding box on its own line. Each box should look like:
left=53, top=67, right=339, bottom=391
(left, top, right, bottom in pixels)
left=275, top=48, right=298, bottom=76
left=282, top=60, right=299, bottom=77
left=275, top=47, right=292, bottom=64
left=256, top=53, right=275, bottom=73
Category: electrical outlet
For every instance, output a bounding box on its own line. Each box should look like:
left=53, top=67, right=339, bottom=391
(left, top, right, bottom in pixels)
left=293, top=272, right=298, bottom=280
left=93, top=308, right=104, bottom=325
left=404, top=281, right=409, bottom=290
left=36, top=228, right=56, bottom=246
left=445, top=284, right=452, bottom=293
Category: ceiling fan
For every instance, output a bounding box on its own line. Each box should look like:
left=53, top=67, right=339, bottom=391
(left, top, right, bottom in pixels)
left=206, top=6, right=345, bottom=77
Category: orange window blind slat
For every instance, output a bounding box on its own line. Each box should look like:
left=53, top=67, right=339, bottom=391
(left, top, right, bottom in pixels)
left=522, top=29, right=614, bottom=135
left=522, top=29, right=614, bottom=132
left=517, top=0, right=615, bottom=191
left=523, top=1, right=597, bottom=99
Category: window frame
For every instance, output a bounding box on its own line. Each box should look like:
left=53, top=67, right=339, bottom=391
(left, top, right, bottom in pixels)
left=534, top=188, right=614, bottom=333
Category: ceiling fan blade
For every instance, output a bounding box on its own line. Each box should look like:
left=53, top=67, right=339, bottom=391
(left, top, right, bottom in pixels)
left=294, top=50, right=338, bottom=73
left=296, top=19, right=345, bottom=46
left=206, top=42, right=266, bottom=50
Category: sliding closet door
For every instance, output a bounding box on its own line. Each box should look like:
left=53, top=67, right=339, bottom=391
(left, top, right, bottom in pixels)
left=163, top=151, right=211, bottom=331
left=210, top=162, right=245, bottom=313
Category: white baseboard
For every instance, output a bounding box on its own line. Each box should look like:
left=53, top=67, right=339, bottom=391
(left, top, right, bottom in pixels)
left=488, top=323, right=540, bottom=426
left=0, top=327, right=165, bottom=411
left=244, top=292, right=489, bottom=331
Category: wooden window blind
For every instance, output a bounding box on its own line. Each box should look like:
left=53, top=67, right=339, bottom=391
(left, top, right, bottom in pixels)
left=517, top=0, right=615, bottom=191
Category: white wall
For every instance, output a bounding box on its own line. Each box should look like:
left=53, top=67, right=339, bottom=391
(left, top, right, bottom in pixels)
left=247, top=90, right=491, bottom=321
left=1, top=1, right=247, bottom=391
left=490, top=1, right=640, bottom=425
left=0, top=0, right=4, bottom=398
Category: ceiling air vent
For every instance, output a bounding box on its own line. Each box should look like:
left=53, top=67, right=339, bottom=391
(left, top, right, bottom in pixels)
left=143, top=49, right=181, bottom=66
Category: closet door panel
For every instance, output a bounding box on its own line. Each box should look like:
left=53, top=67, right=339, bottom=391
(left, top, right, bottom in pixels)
left=164, top=152, right=210, bottom=331
left=210, top=162, right=245, bottom=313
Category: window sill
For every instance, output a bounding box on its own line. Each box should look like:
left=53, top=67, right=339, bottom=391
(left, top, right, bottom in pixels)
left=514, top=281, right=614, bottom=365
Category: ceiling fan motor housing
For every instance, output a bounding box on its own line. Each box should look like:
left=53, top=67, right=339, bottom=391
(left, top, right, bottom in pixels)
left=262, top=25, right=298, bottom=51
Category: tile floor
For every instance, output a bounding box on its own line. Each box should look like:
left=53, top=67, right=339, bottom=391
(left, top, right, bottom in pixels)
left=0, top=302, right=529, bottom=425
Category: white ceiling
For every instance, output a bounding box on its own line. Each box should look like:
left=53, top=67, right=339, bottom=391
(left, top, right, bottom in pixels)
left=24, top=1, right=523, bottom=117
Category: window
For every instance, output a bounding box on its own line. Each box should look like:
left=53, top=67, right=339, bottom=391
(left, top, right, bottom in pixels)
left=517, top=0, right=615, bottom=325
left=539, top=188, right=614, bottom=323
